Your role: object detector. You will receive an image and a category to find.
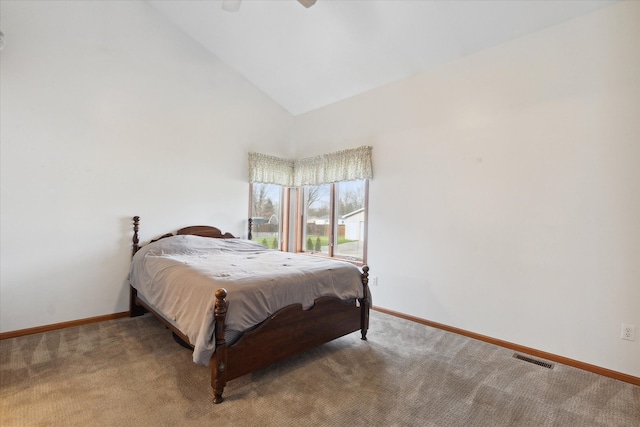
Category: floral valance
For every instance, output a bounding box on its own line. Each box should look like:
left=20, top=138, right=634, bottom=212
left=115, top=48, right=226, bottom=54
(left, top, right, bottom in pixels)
left=248, top=152, right=295, bottom=187
left=249, top=146, right=372, bottom=187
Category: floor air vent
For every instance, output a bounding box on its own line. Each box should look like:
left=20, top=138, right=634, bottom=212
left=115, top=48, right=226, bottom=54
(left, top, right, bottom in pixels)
left=513, top=353, right=554, bottom=369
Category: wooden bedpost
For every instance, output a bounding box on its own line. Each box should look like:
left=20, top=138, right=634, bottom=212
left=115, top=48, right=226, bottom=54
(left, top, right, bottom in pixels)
left=130, top=216, right=146, bottom=318
left=212, top=288, right=229, bottom=404
left=360, top=265, right=370, bottom=341
left=248, top=217, right=253, bottom=241
left=132, top=216, right=140, bottom=258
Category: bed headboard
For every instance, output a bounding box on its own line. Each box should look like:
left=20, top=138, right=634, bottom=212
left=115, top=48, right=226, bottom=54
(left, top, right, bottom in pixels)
left=132, top=216, right=236, bottom=257
left=176, top=226, right=235, bottom=239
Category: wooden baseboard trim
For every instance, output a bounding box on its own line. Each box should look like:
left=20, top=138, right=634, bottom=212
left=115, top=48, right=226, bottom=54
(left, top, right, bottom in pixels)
left=372, top=306, right=640, bottom=387
left=0, top=312, right=130, bottom=340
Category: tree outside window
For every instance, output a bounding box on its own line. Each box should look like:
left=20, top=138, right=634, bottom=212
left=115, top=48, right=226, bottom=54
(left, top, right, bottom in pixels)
left=251, top=183, right=282, bottom=250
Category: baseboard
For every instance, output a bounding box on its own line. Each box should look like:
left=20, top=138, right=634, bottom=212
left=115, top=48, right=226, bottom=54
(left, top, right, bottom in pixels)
left=372, top=306, right=640, bottom=387
left=0, top=312, right=130, bottom=340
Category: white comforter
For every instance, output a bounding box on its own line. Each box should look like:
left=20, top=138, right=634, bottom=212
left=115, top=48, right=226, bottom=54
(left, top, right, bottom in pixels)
left=129, top=235, right=364, bottom=365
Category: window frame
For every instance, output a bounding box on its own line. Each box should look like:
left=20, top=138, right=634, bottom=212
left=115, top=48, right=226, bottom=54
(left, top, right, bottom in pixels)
left=249, top=182, right=288, bottom=251
left=296, top=179, right=368, bottom=265
left=249, top=179, right=368, bottom=266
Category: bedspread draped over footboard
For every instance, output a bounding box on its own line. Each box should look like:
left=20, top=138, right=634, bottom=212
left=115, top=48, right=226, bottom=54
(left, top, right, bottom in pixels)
left=129, top=234, right=365, bottom=365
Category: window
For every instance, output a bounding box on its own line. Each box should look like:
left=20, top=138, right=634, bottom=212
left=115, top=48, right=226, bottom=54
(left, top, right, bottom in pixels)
left=250, top=183, right=284, bottom=250
left=248, top=146, right=372, bottom=263
left=334, top=180, right=367, bottom=260
left=301, top=180, right=368, bottom=263
left=303, top=183, right=331, bottom=255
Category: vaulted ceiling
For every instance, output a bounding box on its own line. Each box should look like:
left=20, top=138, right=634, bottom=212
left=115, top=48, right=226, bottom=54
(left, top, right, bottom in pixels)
left=148, top=0, right=620, bottom=115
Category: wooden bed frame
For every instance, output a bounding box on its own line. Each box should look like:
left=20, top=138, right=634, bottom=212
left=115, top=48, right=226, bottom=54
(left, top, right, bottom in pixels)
left=129, top=216, right=370, bottom=403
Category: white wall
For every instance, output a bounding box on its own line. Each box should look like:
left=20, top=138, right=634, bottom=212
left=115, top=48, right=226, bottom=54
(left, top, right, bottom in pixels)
left=291, top=2, right=640, bottom=376
left=0, top=1, right=293, bottom=332
left=1, top=0, right=637, bottom=379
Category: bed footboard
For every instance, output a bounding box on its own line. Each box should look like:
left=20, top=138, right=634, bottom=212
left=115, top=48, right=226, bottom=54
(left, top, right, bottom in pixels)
left=210, top=265, right=370, bottom=403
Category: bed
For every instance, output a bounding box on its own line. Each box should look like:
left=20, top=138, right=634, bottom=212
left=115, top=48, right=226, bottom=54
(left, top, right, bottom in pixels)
left=128, top=216, right=370, bottom=403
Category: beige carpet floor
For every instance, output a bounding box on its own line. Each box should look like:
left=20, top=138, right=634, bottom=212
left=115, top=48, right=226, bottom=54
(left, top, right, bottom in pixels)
left=1, top=311, right=638, bottom=426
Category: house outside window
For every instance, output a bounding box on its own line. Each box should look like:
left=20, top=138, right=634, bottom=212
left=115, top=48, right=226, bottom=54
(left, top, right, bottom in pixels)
left=335, top=179, right=367, bottom=260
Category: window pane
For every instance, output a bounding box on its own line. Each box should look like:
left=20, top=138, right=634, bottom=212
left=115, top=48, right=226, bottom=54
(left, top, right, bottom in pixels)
left=251, top=183, right=282, bottom=249
left=335, top=180, right=366, bottom=260
left=304, top=184, right=331, bottom=255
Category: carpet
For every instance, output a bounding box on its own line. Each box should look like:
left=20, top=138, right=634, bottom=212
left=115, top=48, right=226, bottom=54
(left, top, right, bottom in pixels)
left=1, top=311, right=638, bottom=426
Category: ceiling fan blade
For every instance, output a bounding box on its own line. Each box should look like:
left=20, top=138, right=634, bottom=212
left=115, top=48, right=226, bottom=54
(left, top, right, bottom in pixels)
left=222, top=0, right=242, bottom=12
left=223, top=0, right=315, bottom=12
left=297, top=0, right=317, bottom=8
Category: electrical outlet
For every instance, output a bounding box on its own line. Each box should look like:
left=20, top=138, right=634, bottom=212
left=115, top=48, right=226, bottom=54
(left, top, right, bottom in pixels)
left=621, top=324, right=635, bottom=341
left=370, top=276, right=378, bottom=287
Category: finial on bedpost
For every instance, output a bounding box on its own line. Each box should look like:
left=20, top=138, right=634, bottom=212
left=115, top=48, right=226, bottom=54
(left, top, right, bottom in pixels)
left=132, top=216, right=140, bottom=258
left=361, top=265, right=369, bottom=286
left=214, top=288, right=227, bottom=321
left=248, top=217, right=253, bottom=241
